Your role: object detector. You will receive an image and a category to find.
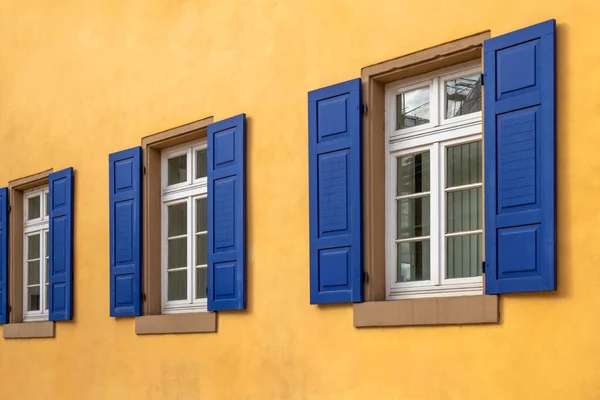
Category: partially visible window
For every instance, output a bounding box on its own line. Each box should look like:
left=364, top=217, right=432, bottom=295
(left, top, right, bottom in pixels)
left=23, top=186, right=50, bottom=321
left=386, top=62, right=483, bottom=300
left=162, top=141, right=208, bottom=313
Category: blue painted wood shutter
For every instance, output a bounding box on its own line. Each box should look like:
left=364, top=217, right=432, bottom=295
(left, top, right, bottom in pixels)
left=308, top=78, right=363, bottom=304
left=207, top=114, right=247, bottom=311
left=484, top=20, right=556, bottom=294
left=49, top=168, right=74, bottom=321
left=109, top=147, right=143, bottom=317
left=0, top=187, right=8, bottom=324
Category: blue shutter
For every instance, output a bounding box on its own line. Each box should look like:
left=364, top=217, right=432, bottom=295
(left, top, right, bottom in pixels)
left=49, top=168, right=74, bottom=321
left=308, top=78, right=363, bottom=304
left=484, top=20, right=556, bottom=294
left=207, top=114, right=246, bottom=311
left=0, top=187, right=8, bottom=324
left=109, top=147, right=143, bottom=317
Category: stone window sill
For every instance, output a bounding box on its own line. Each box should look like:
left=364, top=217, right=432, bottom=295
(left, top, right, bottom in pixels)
left=3, top=321, right=55, bottom=339
left=353, top=295, right=499, bottom=327
left=135, top=311, right=217, bottom=335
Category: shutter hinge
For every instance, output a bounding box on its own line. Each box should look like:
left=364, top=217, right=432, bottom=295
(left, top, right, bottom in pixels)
left=362, top=271, right=369, bottom=283
left=480, top=73, right=485, bottom=86
left=141, top=292, right=146, bottom=301
left=8, top=305, right=11, bottom=313
left=143, top=166, right=146, bottom=175
left=7, top=204, right=11, bottom=213
left=361, top=104, right=368, bottom=115
left=482, top=261, right=486, bottom=274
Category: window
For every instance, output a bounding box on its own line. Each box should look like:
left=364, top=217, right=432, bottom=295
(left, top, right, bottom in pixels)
left=161, top=141, right=208, bottom=313
left=23, top=186, right=50, bottom=321
left=385, top=62, right=483, bottom=299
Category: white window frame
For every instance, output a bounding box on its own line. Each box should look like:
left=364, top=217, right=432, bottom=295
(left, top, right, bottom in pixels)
left=385, top=61, right=483, bottom=300
left=161, top=140, right=208, bottom=313
left=23, top=186, right=50, bottom=321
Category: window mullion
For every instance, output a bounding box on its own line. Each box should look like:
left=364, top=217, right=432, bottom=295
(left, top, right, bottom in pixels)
left=40, top=230, right=45, bottom=313
left=432, top=77, right=440, bottom=127
left=187, top=197, right=193, bottom=304
left=430, top=143, right=441, bottom=286
left=386, top=153, right=396, bottom=298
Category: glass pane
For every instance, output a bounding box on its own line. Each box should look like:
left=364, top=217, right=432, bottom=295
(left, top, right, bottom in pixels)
left=396, top=87, right=430, bottom=130
left=28, top=195, right=41, bottom=220
left=195, top=150, right=207, bottom=179
left=167, top=270, right=187, bottom=301
left=44, top=193, right=49, bottom=217
left=396, top=196, right=430, bottom=239
left=195, top=198, right=207, bottom=233
left=167, top=154, right=187, bottom=186
left=396, top=240, right=430, bottom=282
left=28, top=234, right=40, bottom=259
left=196, top=234, right=207, bottom=266
left=446, top=234, right=482, bottom=278
left=445, top=74, right=482, bottom=119
left=447, top=188, right=482, bottom=233
left=196, top=267, right=207, bottom=299
left=28, top=260, right=40, bottom=285
left=397, top=152, right=430, bottom=196
left=167, top=238, right=187, bottom=270
left=446, top=141, right=482, bottom=188
left=168, top=203, right=187, bottom=237
left=28, top=286, right=40, bottom=311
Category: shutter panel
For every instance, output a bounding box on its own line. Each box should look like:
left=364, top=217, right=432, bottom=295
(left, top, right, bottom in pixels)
left=49, top=168, right=74, bottom=321
left=308, top=78, right=363, bottom=304
left=0, top=187, right=8, bottom=324
left=484, top=20, right=556, bottom=294
left=109, top=147, right=143, bottom=317
left=207, top=114, right=247, bottom=311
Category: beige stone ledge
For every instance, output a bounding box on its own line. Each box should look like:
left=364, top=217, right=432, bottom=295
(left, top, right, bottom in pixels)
left=354, top=295, right=499, bottom=328
left=135, top=312, right=217, bottom=335
left=3, top=321, right=55, bottom=339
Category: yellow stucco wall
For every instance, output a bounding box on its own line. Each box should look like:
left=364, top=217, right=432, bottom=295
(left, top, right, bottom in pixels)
left=0, top=1, right=597, bottom=399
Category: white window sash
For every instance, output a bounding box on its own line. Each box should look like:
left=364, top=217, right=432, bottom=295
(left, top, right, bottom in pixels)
left=385, top=62, right=484, bottom=300
left=23, top=187, right=49, bottom=322
left=161, top=140, right=208, bottom=313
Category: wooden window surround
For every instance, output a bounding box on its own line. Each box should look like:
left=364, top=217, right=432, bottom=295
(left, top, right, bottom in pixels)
left=4, top=169, right=55, bottom=339
left=355, top=31, right=500, bottom=327
left=135, top=116, right=217, bottom=335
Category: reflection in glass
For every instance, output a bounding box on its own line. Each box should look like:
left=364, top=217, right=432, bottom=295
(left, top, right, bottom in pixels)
left=196, top=234, right=207, bottom=266
left=447, top=234, right=482, bottom=278
left=195, top=198, right=207, bottom=233
left=196, top=267, right=207, bottom=299
left=446, top=142, right=482, bottom=188
left=396, top=87, right=430, bottom=130
left=28, top=196, right=41, bottom=220
left=28, top=286, right=40, bottom=311
left=168, top=203, right=187, bottom=237
left=445, top=74, right=482, bottom=119
left=167, top=270, right=187, bottom=301
left=397, top=241, right=430, bottom=282
left=446, top=188, right=482, bottom=234
left=196, top=150, right=207, bottom=179
left=396, top=152, right=430, bottom=196
left=396, top=197, right=430, bottom=239
left=167, top=155, right=187, bottom=186
left=168, top=239, right=187, bottom=270
left=28, top=234, right=40, bottom=259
